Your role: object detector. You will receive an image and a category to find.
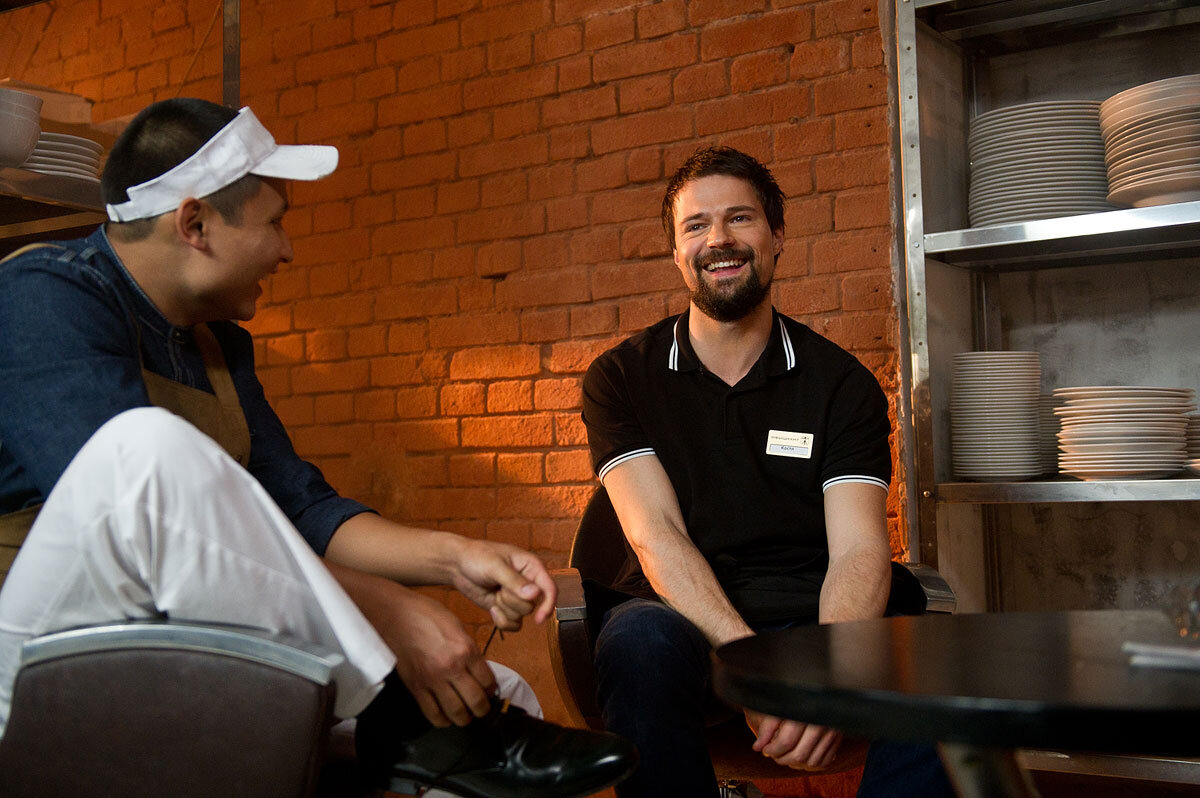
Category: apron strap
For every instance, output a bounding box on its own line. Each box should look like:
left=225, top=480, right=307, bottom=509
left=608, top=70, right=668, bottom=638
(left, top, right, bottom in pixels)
left=193, top=323, right=245, bottom=413
left=1, top=243, right=66, bottom=265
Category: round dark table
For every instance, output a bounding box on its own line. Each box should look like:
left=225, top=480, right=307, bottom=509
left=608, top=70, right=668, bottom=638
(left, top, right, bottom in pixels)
left=712, top=610, right=1200, bottom=796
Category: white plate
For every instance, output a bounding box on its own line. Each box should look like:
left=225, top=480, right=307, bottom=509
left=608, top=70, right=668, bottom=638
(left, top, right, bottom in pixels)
left=969, top=138, right=1105, bottom=162
left=1059, top=398, right=1196, bottom=410
left=1109, top=161, right=1200, bottom=190
left=952, top=363, right=1042, bottom=370
left=952, top=377, right=1043, bottom=385
left=970, top=205, right=1116, bottom=223
left=1107, top=144, right=1200, bottom=175
left=1109, top=177, right=1200, bottom=207
left=1058, top=434, right=1184, bottom=445
left=22, top=153, right=98, bottom=172
left=953, top=373, right=1042, bottom=382
left=1105, top=116, right=1200, bottom=153
left=970, top=118, right=1102, bottom=137
left=1103, top=108, right=1200, bottom=147
left=1055, top=405, right=1194, bottom=416
left=20, top=166, right=100, bottom=182
left=972, top=100, right=1101, bottom=126
left=36, top=131, right=103, bottom=152
left=30, top=143, right=101, bottom=162
left=970, top=112, right=1101, bottom=138
left=1104, top=125, right=1200, bottom=158
left=971, top=174, right=1110, bottom=192
left=1061, top=441, right=1184, bottom=454
left=1062, top=468, right=1181, bottom=480
left=973, top=139, right=1105, bottom=156
left=970, top=128, right=1103, bottom=151
left=1053, top=386, right=1193, bottom=396
left=969, top=180, right=1108, bottom=199
left=970, top=177, right=1111, bottom=195
left=971, top=153, right=1107, bottom=170
left=1059, top=451, right=1186, bottom=461
left=21, top=162, right=97, bottom=179
left=969, top=207, right=1115, bottom=226
left=953, top=401, right=1041, bottom=411
left=1100, top=76, right=1200, bottom=124
left=971, top=151, right=1107, bottom=170
left=1059, top=427, right=1187, bottom=438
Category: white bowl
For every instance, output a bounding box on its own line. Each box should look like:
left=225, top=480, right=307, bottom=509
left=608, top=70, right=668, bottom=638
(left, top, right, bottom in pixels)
left=0, top=88, right=43, bottom=112
left=0, top=107, right=41, bottom=167
left=0, top=100, right=41, bottom=120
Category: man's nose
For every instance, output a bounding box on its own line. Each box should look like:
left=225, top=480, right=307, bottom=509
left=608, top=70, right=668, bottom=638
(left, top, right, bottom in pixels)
left=706, top=221, right=734, bottom=249
left=279, top=230, right=294, bottom=263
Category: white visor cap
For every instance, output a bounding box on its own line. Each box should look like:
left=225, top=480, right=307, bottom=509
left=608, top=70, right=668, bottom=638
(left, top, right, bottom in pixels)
left=106, top=106, right=338, bottom=222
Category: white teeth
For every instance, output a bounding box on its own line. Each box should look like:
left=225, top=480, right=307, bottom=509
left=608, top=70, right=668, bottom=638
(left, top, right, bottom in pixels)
left=704, top=260, right=744, bottom=272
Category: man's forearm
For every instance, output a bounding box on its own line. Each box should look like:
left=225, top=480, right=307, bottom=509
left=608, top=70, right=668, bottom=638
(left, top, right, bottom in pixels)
left=818, top=544, right=890, bottom=624
left=324, top=512, right=466, bottom=585
left=633, top=525, right=754, bottom=647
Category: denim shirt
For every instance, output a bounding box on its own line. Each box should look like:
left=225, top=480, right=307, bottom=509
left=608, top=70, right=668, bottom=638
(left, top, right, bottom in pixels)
left=0, top=227, right=370, bottom=555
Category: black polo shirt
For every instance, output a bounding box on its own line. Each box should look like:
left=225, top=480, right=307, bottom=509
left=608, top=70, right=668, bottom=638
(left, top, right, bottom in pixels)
left=581, top=307, right=891, bottom=626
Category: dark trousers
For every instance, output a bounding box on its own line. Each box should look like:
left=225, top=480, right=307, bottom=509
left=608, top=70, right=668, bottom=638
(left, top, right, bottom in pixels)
left=594, top=599, right=955, bottom=798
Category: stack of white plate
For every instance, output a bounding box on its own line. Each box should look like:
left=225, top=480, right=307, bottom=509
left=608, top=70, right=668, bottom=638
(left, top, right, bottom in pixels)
left=951, top=352, right=1042, bottom=481
left=1100, top=74, right=1200, bottom=208
left=1187, top=415, right=1200, bottom=476
left=1054, top=386, right=1195, bottom=480
left=968, top=100, right=1114, bottom=227
left=21, top=131, right=102, bottom=183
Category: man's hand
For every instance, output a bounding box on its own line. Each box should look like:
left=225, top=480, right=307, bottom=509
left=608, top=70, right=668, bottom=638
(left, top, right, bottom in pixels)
left=450, top=539, right=557, bottom=630
left=745, top=709, right=843, bottom=771
left=380, top=586, right=498, bottom=727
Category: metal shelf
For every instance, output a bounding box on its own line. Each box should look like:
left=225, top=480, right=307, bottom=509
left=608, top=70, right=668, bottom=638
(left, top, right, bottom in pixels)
left=1018, top=749, right=1200, bottom=785
left=937, top=477, right=1200, bottom=504
left=923, top=201, right=1200, bottom=270
left=0, top=167, right=104, bottom=257
left=916, top=0, right=1200, bottom=53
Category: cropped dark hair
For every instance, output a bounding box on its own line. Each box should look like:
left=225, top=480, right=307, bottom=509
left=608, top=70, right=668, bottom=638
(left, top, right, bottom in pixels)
left=661, top=146, right=785, bottom=250
left=102, top=98, right=260, bottom=240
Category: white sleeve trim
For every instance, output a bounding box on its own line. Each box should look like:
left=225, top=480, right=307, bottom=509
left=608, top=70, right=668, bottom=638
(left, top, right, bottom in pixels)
left=822, top=475, right=889, bottom=493
left=597, top=448, right=657, bottom=482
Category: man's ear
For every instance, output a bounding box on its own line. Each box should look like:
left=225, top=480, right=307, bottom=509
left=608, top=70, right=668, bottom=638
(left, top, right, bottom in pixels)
left=174, top=197, right=209, bottom=251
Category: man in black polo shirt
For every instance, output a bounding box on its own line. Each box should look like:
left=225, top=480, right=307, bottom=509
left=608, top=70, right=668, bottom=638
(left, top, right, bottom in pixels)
left=581, top=147, right=952, bottom=797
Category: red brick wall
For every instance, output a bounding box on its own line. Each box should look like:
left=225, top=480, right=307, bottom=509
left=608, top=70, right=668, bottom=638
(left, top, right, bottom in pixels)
left=2, top=0, right=901, bottom=664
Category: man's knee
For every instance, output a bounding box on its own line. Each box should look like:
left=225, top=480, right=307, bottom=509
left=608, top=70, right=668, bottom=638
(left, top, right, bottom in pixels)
left=595, top=600, right=710, bottom=679
left=75, top=407, right=226, bottom=481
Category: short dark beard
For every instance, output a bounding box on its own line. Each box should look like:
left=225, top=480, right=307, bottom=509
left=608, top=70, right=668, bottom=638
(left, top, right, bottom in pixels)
left=689, top=247, right=771, bottom=322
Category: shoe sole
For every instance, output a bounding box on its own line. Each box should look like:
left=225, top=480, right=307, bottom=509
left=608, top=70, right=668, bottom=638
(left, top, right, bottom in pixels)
left=387, top=758, right=638, bottom=798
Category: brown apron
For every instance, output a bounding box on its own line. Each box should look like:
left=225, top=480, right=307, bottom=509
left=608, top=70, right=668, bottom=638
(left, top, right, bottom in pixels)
left=0, top=243, right=252, bottom=586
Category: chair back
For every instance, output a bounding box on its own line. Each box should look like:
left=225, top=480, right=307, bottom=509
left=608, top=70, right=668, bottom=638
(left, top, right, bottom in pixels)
left=0, top=623, right=338, bottom=798
left=567, top=485, right=626, bottom=588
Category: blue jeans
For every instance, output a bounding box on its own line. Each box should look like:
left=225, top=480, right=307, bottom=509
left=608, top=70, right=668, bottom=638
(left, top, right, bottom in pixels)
left=594, top=599, right=954, bottom=798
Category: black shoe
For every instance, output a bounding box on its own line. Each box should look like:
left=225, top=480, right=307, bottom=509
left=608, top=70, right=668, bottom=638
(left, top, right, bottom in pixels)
left=360, top=698, right=637, bottom=798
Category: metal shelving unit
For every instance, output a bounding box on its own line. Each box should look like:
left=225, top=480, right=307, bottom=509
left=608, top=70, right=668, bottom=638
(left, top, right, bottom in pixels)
left=891, top=0, right=1200, bottom=566
left=888, top=0, right=1200, bottom=782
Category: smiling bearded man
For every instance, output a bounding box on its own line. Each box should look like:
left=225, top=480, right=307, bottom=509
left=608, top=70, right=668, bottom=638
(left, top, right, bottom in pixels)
left=579, top=146, right=955, bottom=798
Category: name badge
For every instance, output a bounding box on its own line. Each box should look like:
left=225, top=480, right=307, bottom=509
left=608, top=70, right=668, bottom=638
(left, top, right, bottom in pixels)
left=765, top=429, right=813, bottom=459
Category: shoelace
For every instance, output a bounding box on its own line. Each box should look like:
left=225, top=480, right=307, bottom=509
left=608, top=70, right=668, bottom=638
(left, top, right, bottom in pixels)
left=481, top=624, right=512, bottom=713
left=482, top=623, right=503, bottom=657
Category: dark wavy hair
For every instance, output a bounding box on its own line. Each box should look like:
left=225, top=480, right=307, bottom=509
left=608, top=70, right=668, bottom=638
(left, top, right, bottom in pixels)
left=661, top=146, right=785, bottom=250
